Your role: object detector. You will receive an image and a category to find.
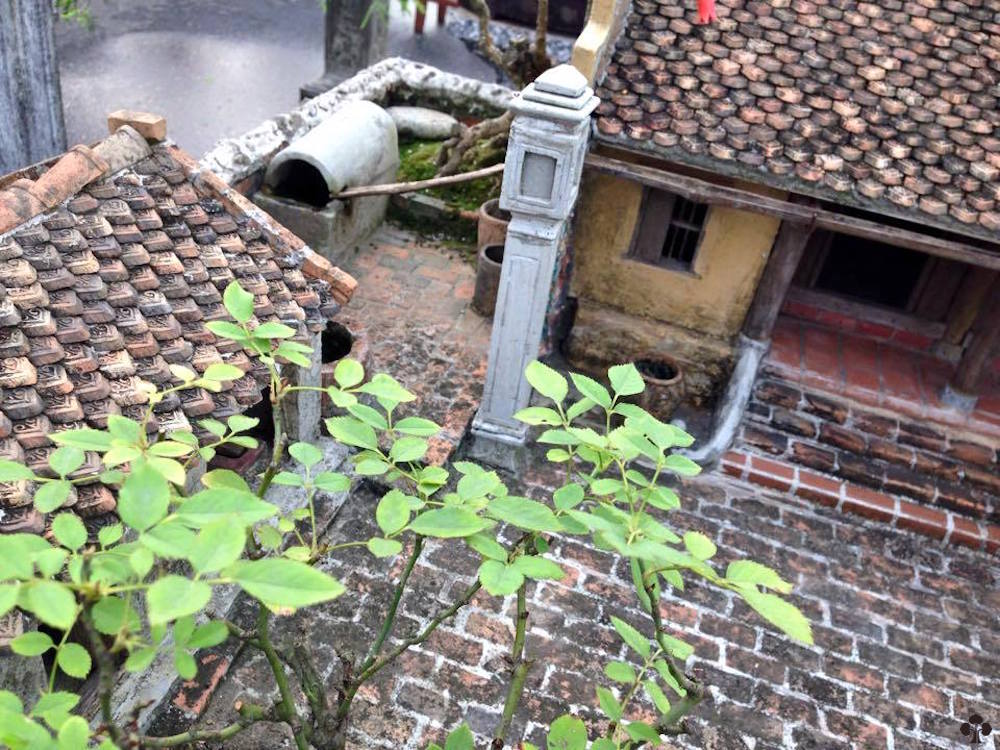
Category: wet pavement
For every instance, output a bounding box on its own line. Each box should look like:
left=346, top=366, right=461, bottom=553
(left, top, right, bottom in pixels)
left=55, top=0, right=498, bottom=156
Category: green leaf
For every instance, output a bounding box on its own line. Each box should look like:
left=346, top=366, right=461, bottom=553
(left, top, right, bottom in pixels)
left=658, top=632, right=693, bottom=661
left=596, top=686, right=622, bottom=721
left=30, top=691, right=79, bottom=726
left=189, top=522, right=246, bottom=573
left=478, top=560, right=524, bottom=596
left=546, top=714, right=587, bottom=750
left=682, top=531, right=716, bottom=561
left=513, top=407, right=563, bottom=426
left=664, top=454, right=701, bottom=477
left=174, top=648, right=197, bottom=680
left=124, top=646, right=157, bottom=673
left=56, top=643, right=91, bottom=679
left=608, top=363, right=645, bottom=396
left=358, top=373, right=415, bottom=405
left=35, top=481, right=72, bottom=513
left=0, top=460, right=34, bottom=482
left=393, top=417, right=440, bottom=436
left=525, top=360, right=568, bottom=404
left=118, top=461, right=170, bottom=532
left=140, top=524, right=196, bottom=559
left=223, top=281, right=254, bottom=323
left=35, top=547, right=68, bottom=578
left=466, top=533, right=507, bottom=562
left=652, top=659, right=685, bottom=696
left=611, top=616, right=650, bottom=659
left=589, top=478, right=622, bottom=496
left=57, top=714, right=90, bottom=750
left=147, top=576, right=212, bottom=625
left=253, top=321, right=296, bottom=339
left=187, top=620, right=229, bottom=649
left=376, top=489, right=410, bottom=536
left=175, top=489, right=276, bottom=528
left=444, top=723, right=475, bottom=750
left=604, top=661, right=636, bottom=683
left=149, top=440, right=195, bottom=458
left=367, top=538, right=403, bottom=558
left=333, top=358, right=364, bottom=388
left=130, top=547, right=154, bottom=578
left=25, top=581, right=77, bottom=630
left=289, top=442, right=323, bottom=469
left=48, top=447, right=85, bottom=477
left=740, top=589, right=813, bottom=645
left=50, top=429, right=113, bottom=452
left=97, top=524, right=123, bottom=548
left=389, top=436, right=427, bottom=463
left=272, top=471, right=304, bottom=487
left=0, top=584, right=18, bottom=618
left=51, top=514, right=87, bottom=551
left=91, top=597, right=140, bottom=636
left=570, top=373, right=612, bottom=409
left=553, top=484, right=584, bottom=510
left=201, top=363, right=243, bottom=383
left=487, top=496, right=562, bottom=533
left=725, top=560, right=793, bottom=594
left=354, top=458, right=390, bottom=476
left=347, top=402, right=387, bottom=429
left=512, top=555, right=564, bottom=581
left=314, top=472, right=350, bottom=492
left=10, top=631, right=54, bottom=656
left=624, top=721, right=661, bottom=744
left=229, top=559, right=345, bottom=612
left=324, top=416, right=378, bottom=450
left=206, top=322, right=248, bottom=344
left=408, top=507, right=489, bottom=538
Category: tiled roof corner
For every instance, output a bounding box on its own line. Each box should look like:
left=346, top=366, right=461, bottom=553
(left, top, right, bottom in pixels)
left=594, top=0, right=1000, bottom=240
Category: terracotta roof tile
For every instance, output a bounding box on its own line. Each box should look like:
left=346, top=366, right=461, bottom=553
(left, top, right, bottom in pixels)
left=0, top=127, right=359, bottom=535
left=594, top=0, right=1000, bottom=241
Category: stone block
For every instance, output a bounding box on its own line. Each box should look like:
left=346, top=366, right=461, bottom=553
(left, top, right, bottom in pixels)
left=107, top=110, right=167, bottom=142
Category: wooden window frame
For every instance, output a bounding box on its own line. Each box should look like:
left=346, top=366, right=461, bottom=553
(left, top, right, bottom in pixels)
left=629, top=187, right=707, bottom=274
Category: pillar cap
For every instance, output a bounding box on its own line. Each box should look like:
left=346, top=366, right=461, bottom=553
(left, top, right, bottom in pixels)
left=516, top=66, right=599, bottom=121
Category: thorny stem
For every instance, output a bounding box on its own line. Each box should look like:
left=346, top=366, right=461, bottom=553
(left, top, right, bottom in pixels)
left=491, top=583, right=531, bottom=750
left=638, top=561, right=705, bottom=737
left=139, top=702, right=271, bottom=747
left=335, top=579, right=485, bottom=722
left=80, top=603, right=127, bottom=747
left=256, top=605, right=310, bottom=750
left=360, top=536, right=425, bottom=673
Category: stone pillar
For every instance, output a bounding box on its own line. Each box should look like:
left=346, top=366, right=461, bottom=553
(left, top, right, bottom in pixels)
left=468, top=65, right=597, bottom=467
left=281, top=329, right=324, bottom=444
left=300, top=0, right=388, bottom=99
left=0, top=0, right=66, bottom=172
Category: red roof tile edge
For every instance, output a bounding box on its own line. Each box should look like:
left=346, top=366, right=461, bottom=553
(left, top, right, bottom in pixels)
left=0, top=128, right=161, bottom=236
left=165, top=146, right=358, bottom=306
left=722, top=449, right=999, bottom=556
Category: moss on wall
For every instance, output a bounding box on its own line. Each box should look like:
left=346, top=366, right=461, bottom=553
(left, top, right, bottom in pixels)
left=397, top=139, right=502, bottom=213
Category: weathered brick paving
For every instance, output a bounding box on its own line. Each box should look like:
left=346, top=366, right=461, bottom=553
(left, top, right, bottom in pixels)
left=190, top=445, right=999, bottom=750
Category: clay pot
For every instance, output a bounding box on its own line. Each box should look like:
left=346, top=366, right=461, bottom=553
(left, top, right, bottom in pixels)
left=472, top=243, right=504, bottom=317
left=636, top=356, right=685, bottom=421
left=477, top=198, right=510, bottom=253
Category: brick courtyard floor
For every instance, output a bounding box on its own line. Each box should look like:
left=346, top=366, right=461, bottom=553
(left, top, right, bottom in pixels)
left=189, top=441, right=998, bottom=750
left=166, top=229, right=997, bottom=749
left=335, top=226, right=492, bottom=464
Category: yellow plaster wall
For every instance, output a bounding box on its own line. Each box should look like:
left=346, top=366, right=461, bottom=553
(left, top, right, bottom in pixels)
left=571, top=0, right=630, bottom=83
left=571, top=171, right=781, bottom=339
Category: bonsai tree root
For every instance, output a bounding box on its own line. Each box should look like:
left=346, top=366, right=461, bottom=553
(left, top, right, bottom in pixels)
left=437, top=111, right=513, bottom=176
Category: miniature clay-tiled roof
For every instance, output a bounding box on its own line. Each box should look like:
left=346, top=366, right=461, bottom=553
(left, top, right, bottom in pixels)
left=593, top=0, right=1000, bottom=240
left=0, top=125, right=357, bottom=536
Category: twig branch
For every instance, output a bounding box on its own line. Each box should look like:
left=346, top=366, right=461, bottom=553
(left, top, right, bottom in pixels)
left=360, top=536, right=425, bottom=672
left=335, top=163, right=504, bottom=199
left=491, top=584, right=531, bottom=749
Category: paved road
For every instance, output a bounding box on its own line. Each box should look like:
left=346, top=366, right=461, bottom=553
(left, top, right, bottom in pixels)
left=56, top=0, right=497, bottom=156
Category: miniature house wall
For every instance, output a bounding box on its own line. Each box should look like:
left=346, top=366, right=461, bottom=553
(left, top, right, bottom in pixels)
left=566, top=170, right=782, bottom=403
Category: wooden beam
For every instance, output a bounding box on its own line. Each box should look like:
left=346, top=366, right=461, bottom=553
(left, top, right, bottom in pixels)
left=950, top=276, right=1000, bottom=395
left=584, top=153, right=1000, bottom=271
left=943, top=269, right=998, bottom=346
left=742, top=214, right=815, bottom=342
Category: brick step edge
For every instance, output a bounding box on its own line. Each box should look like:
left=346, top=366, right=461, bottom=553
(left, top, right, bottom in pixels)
left=722, top=450, right=1000, bottom=556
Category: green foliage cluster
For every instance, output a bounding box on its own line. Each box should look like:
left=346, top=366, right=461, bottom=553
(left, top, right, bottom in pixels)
left=398, top=140, right=503, bottom=213
left=0, top=281, right=810, bottom=750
